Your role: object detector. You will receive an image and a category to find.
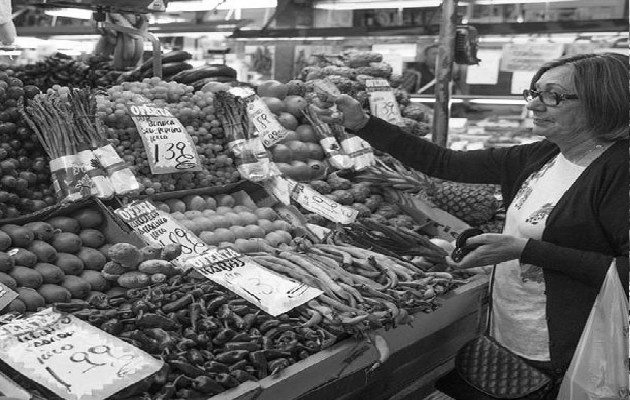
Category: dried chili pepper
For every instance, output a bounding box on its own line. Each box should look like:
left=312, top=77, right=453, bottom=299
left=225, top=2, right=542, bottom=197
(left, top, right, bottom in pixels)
left=268, top=358, right=290, bottom=375
left=212, top=328, right=236, bottom=345
left=163, top=294, right=194, bottom=313
left=100, top=319, right=124, bottom=335
left=224, top=341, right=260, bottom=352
left=187, top=349, right=204, bottom=365
left=249, top=351, right=268, bottom=378
left=137, top=313, right=179, bottom=331
left=227, top=359, right=249, bottom=372
left=170, top=360, right=206, bottom=378
left=215, top=373, right=240, bottom=389
left=204, top=361, right=230, bottom=374
left=214, top=350, right=249, bottom=365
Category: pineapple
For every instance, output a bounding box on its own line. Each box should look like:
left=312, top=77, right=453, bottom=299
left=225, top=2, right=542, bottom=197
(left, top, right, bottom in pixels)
left=428, top=181, right=501, bottom=226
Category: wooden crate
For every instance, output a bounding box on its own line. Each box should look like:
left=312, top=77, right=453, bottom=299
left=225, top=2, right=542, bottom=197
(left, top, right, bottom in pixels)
left=212, top=276, right=488, bottom=400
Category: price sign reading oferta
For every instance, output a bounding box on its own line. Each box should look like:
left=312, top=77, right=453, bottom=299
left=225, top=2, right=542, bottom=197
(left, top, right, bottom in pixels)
left=115, top=200, right=209, bottom=268
left=127, top=102, right=202, bottom=174
left=185, top=247, right=322, bottom=316
left=0, top=281, right=17, bottom=312
left=0, top=308, right=163, bottom=400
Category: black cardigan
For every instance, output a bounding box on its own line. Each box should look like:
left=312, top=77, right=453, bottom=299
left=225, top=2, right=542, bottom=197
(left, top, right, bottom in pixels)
left=356, top=116, right=629, bottom=373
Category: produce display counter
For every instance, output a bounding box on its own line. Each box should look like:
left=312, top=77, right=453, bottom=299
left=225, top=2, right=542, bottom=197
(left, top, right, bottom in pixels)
left=209, top=276, right=488, bottom=400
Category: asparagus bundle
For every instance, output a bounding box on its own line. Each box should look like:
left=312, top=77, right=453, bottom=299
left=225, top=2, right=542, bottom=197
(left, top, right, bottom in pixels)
left=215, top=90, right=279, bottom=182
left=20, top=94, right=107, bottom=203
left=69, top=89, right=139, bottom=195
left=302, top=104, right=352, bottom=170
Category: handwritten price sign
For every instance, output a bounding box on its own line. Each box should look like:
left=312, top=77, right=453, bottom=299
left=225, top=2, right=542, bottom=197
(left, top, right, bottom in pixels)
left=0, top=281, right=17, bottom=312
left=0, top=309, right=163, bottom=400
left=186, top=247, right=322, bottom=316
left=127, top=103, right=202, bottom=174
left=115, top=200, right=209, bottom=267
left=229, top=87, right=289, bottom=147
left=366, top=79, right=404, bottom=126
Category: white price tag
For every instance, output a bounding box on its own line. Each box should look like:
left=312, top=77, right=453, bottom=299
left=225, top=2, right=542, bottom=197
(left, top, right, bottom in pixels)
left=0, top=309, right=163, bottom=400
left=127, top=103, right=202, bottom=174
left=0, top=281, right=17, bottom=312
left=366, top=79, right=404, bottom=126
left=287, top=178, right=358, bottom=224
left=115, top=200, right=209, bottom=267
left=185, top=247, right=322, bottom=316
left=229, top=87, right=289, bottom=147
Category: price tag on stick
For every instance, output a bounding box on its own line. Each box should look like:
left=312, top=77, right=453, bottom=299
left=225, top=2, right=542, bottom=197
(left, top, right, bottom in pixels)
left=185, top=247, right=323, bottom=316
left=115, top=200, right=208, bottom=267
left=229, top=87, right=289, bottom=147
left=0, top=308, right=164, bottom=400
left=127, top=102, right=202, bottom=174
left=0, top=281, right=17, bottom=312
left=366, top=79, right=404, bottom=126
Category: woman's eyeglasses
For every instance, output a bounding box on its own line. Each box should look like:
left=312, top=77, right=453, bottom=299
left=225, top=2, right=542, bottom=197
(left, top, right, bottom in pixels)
left=522, top=89, right=579, bottom=106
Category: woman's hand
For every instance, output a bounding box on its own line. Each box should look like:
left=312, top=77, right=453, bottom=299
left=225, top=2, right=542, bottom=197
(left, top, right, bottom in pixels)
left=446, top=233, right=529, bottom=270
left=312, top=94, right=369, bottom=131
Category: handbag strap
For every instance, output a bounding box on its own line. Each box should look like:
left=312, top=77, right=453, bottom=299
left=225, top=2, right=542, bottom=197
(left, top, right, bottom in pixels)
left=484, top=266, right=496, bottom=335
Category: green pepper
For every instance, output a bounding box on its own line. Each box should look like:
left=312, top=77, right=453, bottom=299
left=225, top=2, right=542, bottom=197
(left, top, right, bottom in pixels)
left=242, top=313, right=258, bottom=330
left=231, top=369, right=257, bottom=383
left=227, top=359, right=249, bottom=372
left=215, top=373, right=240, bottom=389
left=137, top=313, right=179, bottom=331
left=224, top=341, right=260, bottom=352
left=203, top=361, right=230, bottom=374
left=259, top=319, right=281, bottom=334
left=199, top=349, right=214, bottom=361
left=174, top=309, right=189, bottom=325
left=206, top=295, right=228, bottom=314
left=175, top=338, right=196, bottom=352
left=187, top=349, right=204, bottom=365
left=196, top=317, right=219, bottom=332
left=249, top=351, right=268, bottom=379
left=268, top=357, right=290, bottom=375
left=192, top=376, right=224, bottom=394
left=230, top=332, right=253, bottom=342
left=195, top=333, right=210, bottom=347
left=214, top=350, right=249, bottom=365
left=100, top=319, right=124, bottom=335
left=183, top=327, right=197, bottom=340
left=163, top=294, right=194, bottom=314
left=169, top=360, right=206, bottom=378
left=212, top=328, right=235, bottom=345
left=262, top=349, right=292, bottom=360
left=189, top=302, right=203, bottom=331
left=143, top=328, right=175, bottom=349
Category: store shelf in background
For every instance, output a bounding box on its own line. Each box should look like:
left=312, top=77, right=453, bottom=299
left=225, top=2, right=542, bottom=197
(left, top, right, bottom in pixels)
left=16, top=21, right=251, bottom=37
left=229, top=19, right=628, bottom=39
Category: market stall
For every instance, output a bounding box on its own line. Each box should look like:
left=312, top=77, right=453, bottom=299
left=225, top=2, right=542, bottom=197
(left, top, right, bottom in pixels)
left=0, top=1, right=512, bottom=398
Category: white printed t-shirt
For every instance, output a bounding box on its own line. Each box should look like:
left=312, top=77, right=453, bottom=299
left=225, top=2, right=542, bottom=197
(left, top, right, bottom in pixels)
left=491, top=153, right=587, bottom=361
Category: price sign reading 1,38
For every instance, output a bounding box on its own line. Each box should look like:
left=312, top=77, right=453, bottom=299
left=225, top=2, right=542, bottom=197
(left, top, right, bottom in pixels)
left=127, top=103, right=202, bottom=174
left=0, top=308, right=163, bottom=400
left=115, top=200, right=210, bottom=267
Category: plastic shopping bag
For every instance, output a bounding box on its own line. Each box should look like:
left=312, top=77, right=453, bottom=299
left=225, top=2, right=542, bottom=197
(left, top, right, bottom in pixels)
left=557, top=260, right=630, bottom=400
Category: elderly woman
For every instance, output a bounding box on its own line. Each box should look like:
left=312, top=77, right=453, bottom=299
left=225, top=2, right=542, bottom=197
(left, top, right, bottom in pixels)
left=317, top=53, right=629, bottom=398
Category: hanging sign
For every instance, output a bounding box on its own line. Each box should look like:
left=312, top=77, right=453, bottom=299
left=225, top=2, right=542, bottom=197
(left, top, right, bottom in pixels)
left=127, top=101, right=202, bottom=174
left=366, top=79, right=404, bottom=126
left=500, top=43, right=564, bottom=72
left=0, top=308, right=163, bottom=400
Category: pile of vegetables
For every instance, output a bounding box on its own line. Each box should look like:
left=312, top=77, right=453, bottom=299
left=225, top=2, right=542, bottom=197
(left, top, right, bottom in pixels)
left=12, top=53, right=125, bottom=90
left=293, top=51, right=433, bottom=137
left=96, top=78, right=240, bottom=195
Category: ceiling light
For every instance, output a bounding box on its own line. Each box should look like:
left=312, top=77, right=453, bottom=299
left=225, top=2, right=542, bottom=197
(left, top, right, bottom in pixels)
left=166, top=0, right=277, bottom=12
left=44, top=8, right=93, bottom=20
left=314, top=0, right=441, bottom=9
